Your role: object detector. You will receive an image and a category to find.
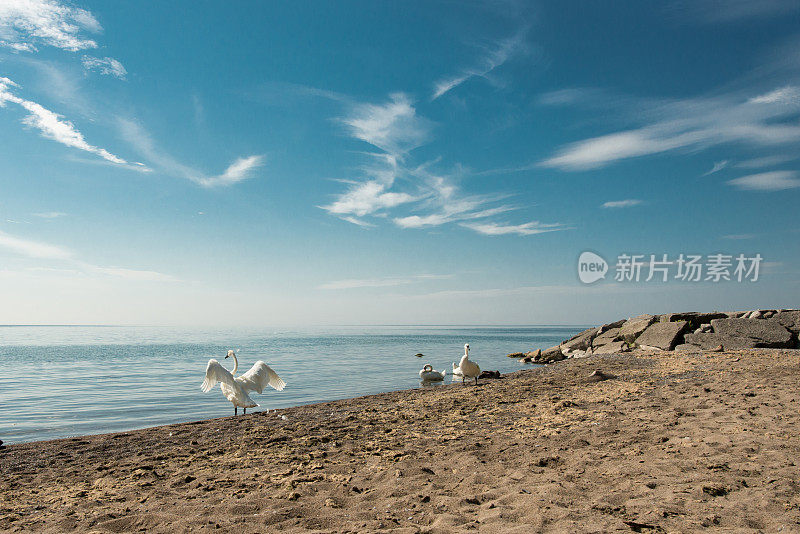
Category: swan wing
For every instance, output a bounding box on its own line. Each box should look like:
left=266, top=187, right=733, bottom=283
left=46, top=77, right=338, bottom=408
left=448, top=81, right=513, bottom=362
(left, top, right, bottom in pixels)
left=236, top=360, right=286, bottom=393
left=201, top=359, right=237, bottom=392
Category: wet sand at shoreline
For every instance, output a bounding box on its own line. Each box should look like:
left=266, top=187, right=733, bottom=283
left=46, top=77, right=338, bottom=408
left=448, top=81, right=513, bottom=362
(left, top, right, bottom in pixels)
left=2, top=348, right=800, bottom=532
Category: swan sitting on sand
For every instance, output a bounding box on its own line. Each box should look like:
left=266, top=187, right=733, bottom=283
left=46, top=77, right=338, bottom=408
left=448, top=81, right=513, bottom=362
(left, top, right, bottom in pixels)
left=419, top=364, right=445, bottom=382
left=457, top=343, right=481, bottom=385
left=201, top=350, right=285, bottom=415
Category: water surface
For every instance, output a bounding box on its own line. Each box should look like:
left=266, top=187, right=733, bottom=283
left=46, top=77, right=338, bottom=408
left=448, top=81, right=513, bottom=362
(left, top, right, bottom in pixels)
left=0, top=325, right=583, bottom=443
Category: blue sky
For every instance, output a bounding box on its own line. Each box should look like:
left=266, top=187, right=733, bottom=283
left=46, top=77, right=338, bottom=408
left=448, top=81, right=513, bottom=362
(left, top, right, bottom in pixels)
left=0, top=0, right=798, bottom=326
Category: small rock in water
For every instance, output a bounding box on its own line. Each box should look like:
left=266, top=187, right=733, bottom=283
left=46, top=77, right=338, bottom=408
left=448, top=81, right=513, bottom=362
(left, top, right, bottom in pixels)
left=415, top=353, right=424, bottom=358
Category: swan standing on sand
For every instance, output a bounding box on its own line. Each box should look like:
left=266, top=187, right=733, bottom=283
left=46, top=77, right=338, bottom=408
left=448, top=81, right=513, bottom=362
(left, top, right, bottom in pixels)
left=456, top=343, right=481, bottom=385
left=419, top=364, right=445, bottom=382
left=201, top=350, right=286, bottom=415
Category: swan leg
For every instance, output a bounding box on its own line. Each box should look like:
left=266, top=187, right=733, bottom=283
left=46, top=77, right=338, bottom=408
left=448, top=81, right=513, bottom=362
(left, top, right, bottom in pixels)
left=474, top=376, right=478, bottom=386
left=243, top=407, right=247, bottom=415
left=235, top=406, right=238, bottom=416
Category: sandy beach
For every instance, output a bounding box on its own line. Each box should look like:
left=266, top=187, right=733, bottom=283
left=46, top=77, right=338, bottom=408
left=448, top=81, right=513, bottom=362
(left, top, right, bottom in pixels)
left=2, top=348, right=800, bottom=533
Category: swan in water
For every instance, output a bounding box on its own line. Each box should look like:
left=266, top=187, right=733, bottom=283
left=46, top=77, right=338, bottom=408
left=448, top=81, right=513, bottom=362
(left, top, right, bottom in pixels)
left=457, top=343, right=481, bottom=385
left=201, top=350, right=285, bottom=415
left=419, top=364, right=445, bottom=382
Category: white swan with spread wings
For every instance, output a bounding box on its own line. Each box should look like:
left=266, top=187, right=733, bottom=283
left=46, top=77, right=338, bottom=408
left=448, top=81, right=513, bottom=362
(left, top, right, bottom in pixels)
left=201, top=350, right=285, bottom=415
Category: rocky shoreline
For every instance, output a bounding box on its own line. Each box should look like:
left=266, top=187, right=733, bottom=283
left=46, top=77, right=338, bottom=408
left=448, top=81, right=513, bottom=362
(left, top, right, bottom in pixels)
left=512, top=309, right=800, bottom=363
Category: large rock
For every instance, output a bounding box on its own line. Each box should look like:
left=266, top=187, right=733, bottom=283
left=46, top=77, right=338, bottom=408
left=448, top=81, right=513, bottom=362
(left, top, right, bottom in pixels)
left=599, top=319, right=625, bottom=331
left=661, top=312, right=727, bottom=326
left=635, top=320, right=688, bottom=350
left=709, top=318, right=793, bottom=348
left=531, top=345, right=565, bottom=363
left=560, top=327, right=599, bottom=352
left=619, top=314, right=656, bottom=344
left=592, top=327, right=621, bottom=347
left=682, top=332, right=758, bottom=350
left=593, top=341, right=629, bottom=355
left=772, top=310, right=800, bottom=334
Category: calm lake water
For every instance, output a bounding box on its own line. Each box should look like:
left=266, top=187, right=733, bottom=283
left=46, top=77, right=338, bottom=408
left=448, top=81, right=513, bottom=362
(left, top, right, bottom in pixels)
left=0, top=325, right=583, bottom=444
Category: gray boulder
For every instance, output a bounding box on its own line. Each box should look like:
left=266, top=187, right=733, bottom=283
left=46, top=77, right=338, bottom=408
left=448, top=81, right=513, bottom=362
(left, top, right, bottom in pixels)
left=772, top=310, right=800, bottom=334
left=593, top=341, right=629, bottom=355
left=599, top=319, right=625, bottom=331
left=683, top=332, right=758, bottom=350
left=533, top=345, right=565, bottom=363
left=709, top=318, right=793, bottom=348
left=592, top=327, right=621, bottom=347
left=619, top=314, right=656, bottom=343
left=635, top=320, right=688, bottom=351
left=661, top=311, right=727, bottom=326
left=561, top=327, right=599, bottom=352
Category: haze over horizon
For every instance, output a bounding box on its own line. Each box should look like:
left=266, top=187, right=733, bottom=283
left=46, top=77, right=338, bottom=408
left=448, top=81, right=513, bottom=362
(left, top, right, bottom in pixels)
left=0, top=1, right=798, bottom=327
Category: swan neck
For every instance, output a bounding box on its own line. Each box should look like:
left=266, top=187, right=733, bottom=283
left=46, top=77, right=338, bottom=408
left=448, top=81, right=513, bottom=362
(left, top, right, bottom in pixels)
left=231, top=353, right=239, bottom=376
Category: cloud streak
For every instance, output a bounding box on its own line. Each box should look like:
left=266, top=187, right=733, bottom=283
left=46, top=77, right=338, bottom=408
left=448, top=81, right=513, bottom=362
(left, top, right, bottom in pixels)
left=602, top=199, right=643, bottom=209
left=0, top=230, right=178, bottom=281
left=81, top=56, right=127, bottom=79
left=0, top=76, right=140, bottom=167
left=459, top=220, right=568, bottom=236
left=318, top=273, right=452, bottom=290
left=727, top=171, right=800, bottom=191
left=432, top=30, right=527, bottom=100
left=540, top=86, right=800, bottom=171
left=341, top=93, right=430, bottom=155
left=0, top=0, right=101, bottom=52
left=117, top=118, right=264, bottom=187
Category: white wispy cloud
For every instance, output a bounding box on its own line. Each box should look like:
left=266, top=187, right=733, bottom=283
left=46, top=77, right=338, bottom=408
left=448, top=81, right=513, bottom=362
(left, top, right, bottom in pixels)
left=0, top=76, right=139, bottom=166
left=323, top=181, right=416, bottom=218
left=1, top=40, right=36, bottom=52
left=722, top=233, right=757, bottom=240
left=601, top=199, right=643, bottom=209
left=0, top=0, right=101, bottom=52
left=31, top=211, right=66, bottom=218
left=674, top=0, right=800, bottom=24
left=735, top=155, right=796, bottom=168
left=81, top=56, right=127, bottom=79
left=459, top=221, right=568, bottom=236
left=727, top=171, right=800, bottom=191
left=0, top=230, right=178, bottom=281
left=195, top=156, right=266, bottom=187
left=748, top=86, right=800, bottom=105
left=432, top=30, right=527, bottom=100
left=117, top=118, right=264, bottom=187
left=392, top=173, right=512, bottom=230
left=0, top=230, right=71, bottom=259
left=318, top=273, right=452, bottom=290
left=541, top=86, right=800, bottom=171
left=320, top=153, right=418, bottom=222
left=341, top=93, right=430, bottom=155
left=701, top=160, right=729, bottom=176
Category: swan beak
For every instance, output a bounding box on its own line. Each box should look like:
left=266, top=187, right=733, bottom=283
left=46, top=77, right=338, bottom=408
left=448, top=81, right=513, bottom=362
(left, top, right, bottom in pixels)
left=224, top=354, right=229, bottom=359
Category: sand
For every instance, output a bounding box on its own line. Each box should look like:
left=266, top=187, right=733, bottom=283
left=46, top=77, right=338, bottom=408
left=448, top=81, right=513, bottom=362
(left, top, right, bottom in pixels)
left=2, top=348, right=800, bottom=533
